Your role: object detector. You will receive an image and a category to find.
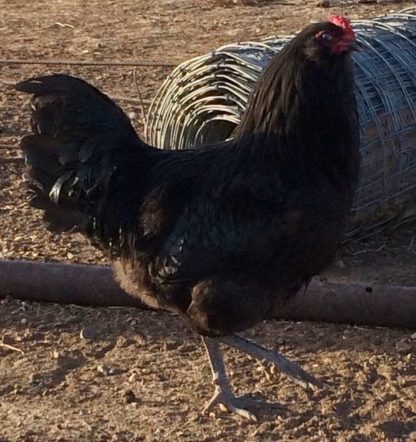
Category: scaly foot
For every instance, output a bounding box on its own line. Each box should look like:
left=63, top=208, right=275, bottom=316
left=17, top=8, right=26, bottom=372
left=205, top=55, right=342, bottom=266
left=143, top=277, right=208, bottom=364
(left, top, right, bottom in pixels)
left=204, top=382, right=258, bottom=421
left=202, top=336, right=284, bottom=421
left=220, top=334, right=322, bottom=390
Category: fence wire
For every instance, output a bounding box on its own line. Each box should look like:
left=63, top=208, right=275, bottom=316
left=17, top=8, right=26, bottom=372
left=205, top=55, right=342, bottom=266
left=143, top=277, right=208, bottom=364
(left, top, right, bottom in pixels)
left=145, top=7, right=416, bottom=238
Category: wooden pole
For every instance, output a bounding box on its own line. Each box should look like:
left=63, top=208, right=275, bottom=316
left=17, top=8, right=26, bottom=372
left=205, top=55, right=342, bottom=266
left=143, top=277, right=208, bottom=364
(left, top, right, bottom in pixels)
left=276, top=279, right=416, bottom=329
left=0, top=259, right=415, bottom=328
left=0, top=259, right=143, bottom=308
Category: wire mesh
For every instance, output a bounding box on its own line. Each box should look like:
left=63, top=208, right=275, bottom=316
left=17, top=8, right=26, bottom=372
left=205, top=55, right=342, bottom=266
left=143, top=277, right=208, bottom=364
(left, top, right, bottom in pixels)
left=145, top=8, right=416, bottom=238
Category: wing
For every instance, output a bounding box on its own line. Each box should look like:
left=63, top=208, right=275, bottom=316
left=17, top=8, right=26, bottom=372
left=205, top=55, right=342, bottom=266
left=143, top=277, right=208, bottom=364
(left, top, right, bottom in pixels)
left=149, top=166, right=296, bottom=287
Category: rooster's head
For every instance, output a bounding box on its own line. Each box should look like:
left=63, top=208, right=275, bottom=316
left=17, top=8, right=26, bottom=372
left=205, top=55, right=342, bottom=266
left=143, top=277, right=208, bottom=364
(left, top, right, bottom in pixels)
left=302, top=15, right=358, bottom=60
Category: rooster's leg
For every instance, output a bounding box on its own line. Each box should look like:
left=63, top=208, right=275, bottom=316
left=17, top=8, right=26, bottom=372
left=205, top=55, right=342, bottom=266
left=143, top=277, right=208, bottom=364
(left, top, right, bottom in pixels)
left=202, top=336, right=281, bottom=421
left=220, top=334, right=321, bottom=390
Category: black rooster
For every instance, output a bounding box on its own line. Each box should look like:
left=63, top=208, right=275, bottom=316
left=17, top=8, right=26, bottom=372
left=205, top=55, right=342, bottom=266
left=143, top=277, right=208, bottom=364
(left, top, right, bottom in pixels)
left=16, top=16, right=360, bottom=420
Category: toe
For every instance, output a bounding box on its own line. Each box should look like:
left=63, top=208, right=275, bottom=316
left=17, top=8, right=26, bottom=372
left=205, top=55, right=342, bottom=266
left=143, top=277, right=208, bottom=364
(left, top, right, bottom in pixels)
left=223, top=402, right=257, bottom=422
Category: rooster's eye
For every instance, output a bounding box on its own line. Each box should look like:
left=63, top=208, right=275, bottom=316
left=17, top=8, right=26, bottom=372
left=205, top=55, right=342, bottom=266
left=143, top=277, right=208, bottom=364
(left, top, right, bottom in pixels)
left=319, top=31, right=334, bottom=42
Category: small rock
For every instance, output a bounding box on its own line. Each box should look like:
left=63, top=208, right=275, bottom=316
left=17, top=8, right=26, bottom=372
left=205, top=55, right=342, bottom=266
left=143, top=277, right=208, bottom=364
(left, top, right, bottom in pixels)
left=96, top=364, right=124, bottom=376
left=29, top=373, right=43, bottom=386
left=317, top=0, right=331, bottom=7
left=97, top=364, right=115, bottom=376
left=128, top=372, right=138, bottom=383
left=80, top=327, right=97, bottom=341
left=123, top=389, right=138, bottom=404
left=410, top=332, right=416, bottom=341
left=134, top=333, right=146, bottom=346
left=335, top=259, right=346, bottom=270
left=395, top=340, right=412, bottom=355
left=52, top=350, right=60, bottom=359
left=163, top=341, right=178, bottom=351
left=128, top=112, right=137, bottom=121
left=274, top=337, right=285, bottom=346
left=20, top=318, right=27, bottom=325
left=116, top=336, right=137, bottom=348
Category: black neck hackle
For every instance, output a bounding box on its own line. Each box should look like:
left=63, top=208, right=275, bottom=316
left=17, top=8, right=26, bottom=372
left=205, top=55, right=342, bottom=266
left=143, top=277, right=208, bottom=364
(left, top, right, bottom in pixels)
left=233, top=21, right=360, bottom=192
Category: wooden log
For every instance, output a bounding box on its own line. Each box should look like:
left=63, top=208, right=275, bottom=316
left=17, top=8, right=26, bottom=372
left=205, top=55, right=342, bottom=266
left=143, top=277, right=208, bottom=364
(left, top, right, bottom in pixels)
left=0, top=259, right=415, bottom=328
left=277, top=280, right=416, bottom=329
left=0, top=259, right=143, bottom=308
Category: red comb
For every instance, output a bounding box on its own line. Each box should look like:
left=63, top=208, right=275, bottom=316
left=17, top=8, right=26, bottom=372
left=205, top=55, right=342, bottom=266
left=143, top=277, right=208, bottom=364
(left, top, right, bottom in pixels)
left=329, top=15, right=355, bottom=37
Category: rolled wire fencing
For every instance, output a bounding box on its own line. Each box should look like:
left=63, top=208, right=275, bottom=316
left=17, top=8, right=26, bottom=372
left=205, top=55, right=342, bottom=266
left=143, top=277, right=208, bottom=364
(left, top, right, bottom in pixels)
left=145, top=7, right=416, bottom=238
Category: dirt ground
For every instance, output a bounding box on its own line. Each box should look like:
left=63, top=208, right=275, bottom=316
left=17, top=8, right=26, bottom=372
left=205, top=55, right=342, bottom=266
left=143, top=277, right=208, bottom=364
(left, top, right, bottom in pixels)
left=1, top=0, right=416, bottom=440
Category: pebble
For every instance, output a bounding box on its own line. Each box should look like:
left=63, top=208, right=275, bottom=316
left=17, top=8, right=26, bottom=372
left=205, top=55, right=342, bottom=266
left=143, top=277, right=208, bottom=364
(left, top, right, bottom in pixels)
left=96, top=364, right=116, bottom=376
left=29, top=373, right=43, bottom=386
left=335, top=259, right=346, bottom=270
left=410, top=332, right=416, bottom=341
left=123, top=389, right=138, bottom=404
left=80, top=327, right=97, bottom=341
left=134, top=333, right=147, bottom=346
left=116, top=336, right=139, bottom=348
left=128, top=372, right=138, bottom=383
left=52, top=350, right=60, bottom=359
left=395, top=340, right=412, bottom=355
left=163, top=341, right=178, bottom=351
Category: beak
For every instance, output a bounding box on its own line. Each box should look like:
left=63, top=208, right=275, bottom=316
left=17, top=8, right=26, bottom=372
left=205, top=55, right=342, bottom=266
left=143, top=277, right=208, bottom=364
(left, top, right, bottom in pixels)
left=348, top=40, right=361, bottom=52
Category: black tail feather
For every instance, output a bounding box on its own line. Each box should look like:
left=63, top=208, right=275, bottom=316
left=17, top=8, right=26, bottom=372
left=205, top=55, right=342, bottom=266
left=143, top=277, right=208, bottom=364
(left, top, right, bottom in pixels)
left=21, top=135, right=61, bottom=190
left=15, top=74, right=137, bottom=141
left=16, top=74, right=145, bottom=236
